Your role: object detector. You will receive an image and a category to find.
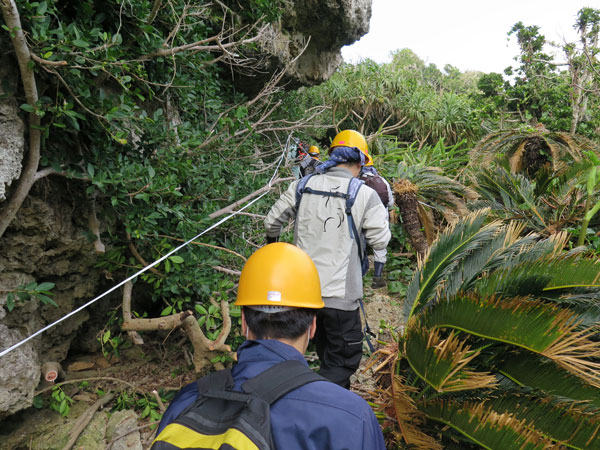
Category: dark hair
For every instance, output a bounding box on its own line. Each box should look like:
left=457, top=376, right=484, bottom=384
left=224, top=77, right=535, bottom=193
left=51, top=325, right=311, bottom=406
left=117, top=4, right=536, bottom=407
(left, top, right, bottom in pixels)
left=243, top=307, right=315, bottom=340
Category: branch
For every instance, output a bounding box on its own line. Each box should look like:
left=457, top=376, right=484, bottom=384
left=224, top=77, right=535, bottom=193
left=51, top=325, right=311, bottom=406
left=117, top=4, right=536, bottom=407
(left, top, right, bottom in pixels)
left=146, top=0, right=162, bottom=25
left=155, top=235, right=247, bottom=261
left=30, top=53, right=67, bottom=66
left=208, top=177, right=294, bottom=219
left=211, top=265, right=241, bottom=276
left=0, top=0, right=41, bottom=239
left=121, top=281, right=144, bottom=345
left=62, top=393, right=115, bottom=450
left=121, top=309, right=193, bottom=332
left=126, top=233, right=164, bottom=278
left=88, top=195, right=105, bottom=253
left=138, top=26, right=266, bottom=61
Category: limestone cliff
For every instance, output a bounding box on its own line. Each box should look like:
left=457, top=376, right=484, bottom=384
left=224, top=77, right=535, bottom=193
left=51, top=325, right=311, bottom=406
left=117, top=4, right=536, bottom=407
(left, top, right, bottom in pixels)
left=229, top=0, right=372, bottom=93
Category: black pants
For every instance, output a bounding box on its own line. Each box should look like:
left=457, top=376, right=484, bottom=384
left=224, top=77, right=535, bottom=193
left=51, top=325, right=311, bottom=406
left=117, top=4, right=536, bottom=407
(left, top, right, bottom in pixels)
left=314, top=307, right=363, bottom=389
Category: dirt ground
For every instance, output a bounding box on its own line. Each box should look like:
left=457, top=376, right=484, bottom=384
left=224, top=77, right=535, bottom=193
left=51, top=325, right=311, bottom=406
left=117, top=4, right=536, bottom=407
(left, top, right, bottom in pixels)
left=1, top=285, right=405, bottom=449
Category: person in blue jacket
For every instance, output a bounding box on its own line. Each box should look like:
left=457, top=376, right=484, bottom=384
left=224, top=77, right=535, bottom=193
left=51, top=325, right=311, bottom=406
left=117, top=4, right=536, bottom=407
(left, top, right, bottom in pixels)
left=156, top=243, right=386, bottom=450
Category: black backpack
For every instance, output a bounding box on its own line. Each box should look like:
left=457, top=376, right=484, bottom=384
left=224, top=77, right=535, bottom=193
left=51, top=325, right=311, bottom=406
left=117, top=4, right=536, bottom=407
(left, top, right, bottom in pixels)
left=151, top=360, right=326, bottom=450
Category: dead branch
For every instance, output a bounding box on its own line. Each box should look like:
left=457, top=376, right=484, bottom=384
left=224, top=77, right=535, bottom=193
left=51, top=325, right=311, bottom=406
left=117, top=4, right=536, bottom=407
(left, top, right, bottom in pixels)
left=121, top=284, right=234, bottom=373
left=0, top=0, right=42, bottom=239
left=208, top=177, right=294, bottom=219
left=181, top=313, right=233, bottom=372
left=126, top=233, right=164, bottom=278
left=139, top=24, right=267, bottom=61
left=121, top=281, right=144, bottom=345
left=30, top=53, right=67, bottom=66
left=155, top=235, right=247, bottom=261
left=35, top=377, right=139, bottom=396
left=230, top=211, right=265, bottom=219
left=212, top=265, right=241, bottom=276
left=151, top=390, right=166, bottom=412
left=122, top=309, right=193, bottom=332
left=109, top=421, right=160, bottom=450
left=62, top=393, right=115, bottom=450
left=41, top=361, right=65, bottom=383
left=88, top=195, right=105, bottom=253
left=146, top=0, right=163, bottom=25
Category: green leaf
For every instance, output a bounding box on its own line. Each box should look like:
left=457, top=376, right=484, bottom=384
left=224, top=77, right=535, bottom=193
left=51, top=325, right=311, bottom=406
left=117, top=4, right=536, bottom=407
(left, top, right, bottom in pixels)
left=102, top=330, right=111, bottom=344
left=6, top=293, right=15, bottom=312
left=195, top=304, right=207, bottom=315
left=32, top=395, right=44, bottom=409
left=72, top=39, right=89, bottom=48
left=37, top=2, right=48, bottom=15
left=87, top=163, right=95, bottom=178
left=35, top=282, right=55, bottom=291
left=169, top=255, right=184, bottom=264
left=160, top=306, right=173, bottom=316
left=20, top=103, right=35, bottom=113
left=586, top=166, right=597, bottom=196
left=36, top=294, right=58, bottom=307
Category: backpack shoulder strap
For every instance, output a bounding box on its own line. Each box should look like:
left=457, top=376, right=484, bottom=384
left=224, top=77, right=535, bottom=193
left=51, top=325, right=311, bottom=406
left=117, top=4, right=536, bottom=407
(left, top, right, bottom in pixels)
left=345, top=177, right=364, bottom=212
left=295, top=173, right=316, bottom=211
left=196, top=368, right=234, bottom=394
left=241, top=360, right=327, bottom=405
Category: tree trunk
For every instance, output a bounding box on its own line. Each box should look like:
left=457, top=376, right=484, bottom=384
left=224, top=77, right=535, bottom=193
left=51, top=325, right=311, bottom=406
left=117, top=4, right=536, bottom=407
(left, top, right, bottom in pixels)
left=393, top=179, right=428, bottom=257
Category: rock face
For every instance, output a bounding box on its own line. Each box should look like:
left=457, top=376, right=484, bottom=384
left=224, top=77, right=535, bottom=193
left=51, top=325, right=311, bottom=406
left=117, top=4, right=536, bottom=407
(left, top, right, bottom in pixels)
left=231, top=0, right=372, bottom=93
left=0, top=54, right=25, bottom=201
left=0, top=183, right=103, bottom=417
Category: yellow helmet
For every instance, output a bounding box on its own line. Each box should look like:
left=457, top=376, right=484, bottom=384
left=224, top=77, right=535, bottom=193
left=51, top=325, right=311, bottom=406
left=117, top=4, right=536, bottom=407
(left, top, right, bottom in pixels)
left=308, top=145, right=320, bottom=156
left=235, top=243, right=324, bottom=310
left=330, top=130, right=372, bottom=165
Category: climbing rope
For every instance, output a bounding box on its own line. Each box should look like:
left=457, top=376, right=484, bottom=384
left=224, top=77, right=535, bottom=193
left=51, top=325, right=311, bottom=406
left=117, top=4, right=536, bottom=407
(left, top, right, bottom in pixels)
left=0, top=135, right=293, bottom=359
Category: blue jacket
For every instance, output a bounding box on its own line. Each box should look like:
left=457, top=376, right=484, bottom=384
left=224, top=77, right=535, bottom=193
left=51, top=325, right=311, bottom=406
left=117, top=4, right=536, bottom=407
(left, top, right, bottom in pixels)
left=157, top=339, right=386, bottom=450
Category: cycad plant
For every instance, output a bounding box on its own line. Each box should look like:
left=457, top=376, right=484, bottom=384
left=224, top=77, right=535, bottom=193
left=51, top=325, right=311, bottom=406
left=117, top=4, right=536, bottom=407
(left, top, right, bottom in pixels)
left=468, top=126, right=598, bottom=178
left=471, top=160, right=600, bottom=239
left=372, top=209, right=600, bottom=450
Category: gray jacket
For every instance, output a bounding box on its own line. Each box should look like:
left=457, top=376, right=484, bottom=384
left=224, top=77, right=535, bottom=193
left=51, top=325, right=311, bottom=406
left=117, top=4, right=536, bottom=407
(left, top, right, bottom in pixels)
left=265, top=167, right=391, bottom=310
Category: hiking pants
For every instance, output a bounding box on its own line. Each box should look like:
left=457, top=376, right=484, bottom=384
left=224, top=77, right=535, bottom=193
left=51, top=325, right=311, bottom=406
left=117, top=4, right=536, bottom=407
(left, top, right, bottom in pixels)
left=314, top=307, right=363, bottom=389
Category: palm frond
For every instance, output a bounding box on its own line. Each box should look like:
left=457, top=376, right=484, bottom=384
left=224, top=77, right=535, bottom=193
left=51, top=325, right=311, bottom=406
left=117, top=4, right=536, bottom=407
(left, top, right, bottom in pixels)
left=442, top=221, right=526, bottom=299
left=498, top=355, right=600, bottom=409
left=474, top=166, right=548, bottom=228
left=418, top=294, right=600, bottom=386
left=420, top=400, right=553, bottom=450
left=474, top=254, right=600, bottom=299
left=481, top=394, right=600, bottom=449
left=404, top=327, right=497, bottom=392
left=405, top=209, right=496, bottom=319
left=388, top=375, right=444, bottom=450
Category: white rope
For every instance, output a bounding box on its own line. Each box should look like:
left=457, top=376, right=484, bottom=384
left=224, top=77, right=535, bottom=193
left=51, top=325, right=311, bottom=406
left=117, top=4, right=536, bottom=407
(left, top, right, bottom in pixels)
left=0, top=138, right=292, bottom=359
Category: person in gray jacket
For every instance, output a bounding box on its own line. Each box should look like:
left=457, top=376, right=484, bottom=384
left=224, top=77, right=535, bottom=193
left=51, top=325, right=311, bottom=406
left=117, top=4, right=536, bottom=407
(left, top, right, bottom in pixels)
left=265, top=130, right=391, bottom=388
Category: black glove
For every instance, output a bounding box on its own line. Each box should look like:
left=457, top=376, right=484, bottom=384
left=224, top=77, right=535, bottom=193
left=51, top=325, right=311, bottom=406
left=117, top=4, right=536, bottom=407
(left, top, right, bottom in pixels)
left=266, top=235, right=279, bottom=244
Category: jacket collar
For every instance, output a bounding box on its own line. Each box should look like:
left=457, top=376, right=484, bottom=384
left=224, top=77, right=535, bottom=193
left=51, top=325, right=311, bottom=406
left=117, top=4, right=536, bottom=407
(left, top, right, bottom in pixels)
left=236, top=339, right=307, bottom=364
left=326, top=166, right=354, bottom=179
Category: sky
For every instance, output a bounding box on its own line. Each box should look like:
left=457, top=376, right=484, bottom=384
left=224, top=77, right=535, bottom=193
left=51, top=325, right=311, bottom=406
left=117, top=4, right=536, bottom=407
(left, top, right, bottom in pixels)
left=342, top=0, right=598, bottom=74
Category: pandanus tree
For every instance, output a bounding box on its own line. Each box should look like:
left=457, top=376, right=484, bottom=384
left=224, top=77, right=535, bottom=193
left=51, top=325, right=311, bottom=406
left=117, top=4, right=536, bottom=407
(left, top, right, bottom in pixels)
left=371, top=209, right=600, bottom=450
